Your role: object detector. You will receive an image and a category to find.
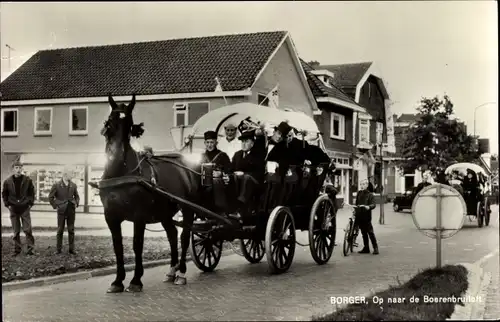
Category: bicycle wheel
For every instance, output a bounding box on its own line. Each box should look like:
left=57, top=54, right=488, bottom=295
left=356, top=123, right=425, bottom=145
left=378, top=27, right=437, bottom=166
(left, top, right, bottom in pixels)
left=350, top=226, right=359, bottom=253
left=342, top=220, right=352, bottom=256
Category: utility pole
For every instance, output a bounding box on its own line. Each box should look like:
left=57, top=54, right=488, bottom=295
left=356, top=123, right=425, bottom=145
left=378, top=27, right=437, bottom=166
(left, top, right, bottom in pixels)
left=5, top=44, right=15, bottom=73
left=378, top=142, right=385, bottom=225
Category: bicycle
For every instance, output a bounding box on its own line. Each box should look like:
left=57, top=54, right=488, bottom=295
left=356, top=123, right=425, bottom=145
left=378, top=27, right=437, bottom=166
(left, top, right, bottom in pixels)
left=342, top=203, right=363, bottom=256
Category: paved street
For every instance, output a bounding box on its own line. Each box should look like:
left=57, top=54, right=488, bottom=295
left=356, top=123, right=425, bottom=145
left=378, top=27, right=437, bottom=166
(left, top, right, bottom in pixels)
left=3, top=205, right=499, bottom=321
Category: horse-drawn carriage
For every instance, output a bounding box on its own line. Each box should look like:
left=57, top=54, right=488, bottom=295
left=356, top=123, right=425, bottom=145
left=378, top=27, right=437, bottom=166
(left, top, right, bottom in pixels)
left=444, top=162, right=492, bottom=227
left=177, top=103, right=338, bottom=274
left=90, top=96, right=338, bottom=293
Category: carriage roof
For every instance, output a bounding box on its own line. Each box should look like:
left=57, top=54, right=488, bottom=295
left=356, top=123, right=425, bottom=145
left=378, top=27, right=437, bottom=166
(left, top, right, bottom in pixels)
left=191, top=103, right=321, bottom=138
left=444, top=162, right=488, bottom=178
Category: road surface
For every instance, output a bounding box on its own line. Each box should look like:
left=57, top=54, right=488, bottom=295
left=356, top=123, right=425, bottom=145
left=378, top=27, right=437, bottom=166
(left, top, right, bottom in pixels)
left=3, top=206, right=499, bottom=321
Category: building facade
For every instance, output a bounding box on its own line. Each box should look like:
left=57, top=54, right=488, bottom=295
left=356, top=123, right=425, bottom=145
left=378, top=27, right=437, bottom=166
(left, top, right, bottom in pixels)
left=320, top=62, right=396, bottom=202
left=301, top=60, right=367, bottom=204
left=0, top=31, right=318, bottom=213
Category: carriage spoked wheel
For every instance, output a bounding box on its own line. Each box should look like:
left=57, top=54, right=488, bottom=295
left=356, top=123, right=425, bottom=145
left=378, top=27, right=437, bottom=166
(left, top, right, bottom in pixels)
left=484, top=197, right=491, bottom=226
left=240, top=239, right=266, bottom=263
left=265, top=206, right=296, bottom=274
left=190, top=230, right=223, bottom=272
left=308, top=194, right=336, bottom=265
left=476, top=202, right=484, bottom=228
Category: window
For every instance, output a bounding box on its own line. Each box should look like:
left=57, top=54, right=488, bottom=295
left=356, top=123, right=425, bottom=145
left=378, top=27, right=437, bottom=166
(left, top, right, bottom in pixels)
left=69, top=106, right=88, bottom=135
left=330, top=112, right=345, bottom=140
left=359, top=119, right=370, bottom=145
left=1, top=108, right=18, bottom=136
left=34, top=107, right=53, bottom=135
left=257, top=94, right=269, bottom=107
left=173, top=102, right=210, bottom=127
left=376, top=121, right=383, bottom=144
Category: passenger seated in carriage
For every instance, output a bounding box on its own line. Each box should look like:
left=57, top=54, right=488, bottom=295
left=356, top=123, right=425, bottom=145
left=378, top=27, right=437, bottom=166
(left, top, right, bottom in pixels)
left=224, top=127, right=267, bottom=219
left=267, top=121, right=331, bottom=177
left=201, top=130, right=232, bottom=172
left=463, top=169, right=480, bottom=215
left=200, top=130, right=232, bottom=213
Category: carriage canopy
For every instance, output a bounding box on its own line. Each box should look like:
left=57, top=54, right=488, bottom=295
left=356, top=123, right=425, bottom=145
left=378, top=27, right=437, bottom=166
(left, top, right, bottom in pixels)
left=191, top=103, right=321, bottom=139
left=444, top=162, right=488, bottom=178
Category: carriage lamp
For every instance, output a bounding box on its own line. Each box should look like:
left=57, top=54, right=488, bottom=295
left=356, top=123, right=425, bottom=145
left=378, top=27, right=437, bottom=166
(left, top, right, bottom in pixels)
left=266, top=161, right=278, bottom=174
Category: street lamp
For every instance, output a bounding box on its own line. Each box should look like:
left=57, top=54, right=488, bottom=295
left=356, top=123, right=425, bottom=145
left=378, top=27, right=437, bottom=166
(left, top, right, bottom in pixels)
left=473, top=102, right=497, bottom=137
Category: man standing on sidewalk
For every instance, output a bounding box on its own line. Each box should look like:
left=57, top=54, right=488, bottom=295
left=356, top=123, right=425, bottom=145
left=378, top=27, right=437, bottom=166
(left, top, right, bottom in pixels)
left=2, top=160, right=36, bottom=255
left=355, top=178, right=379, bottom=255
left=49, top=168, right=80, bottom=254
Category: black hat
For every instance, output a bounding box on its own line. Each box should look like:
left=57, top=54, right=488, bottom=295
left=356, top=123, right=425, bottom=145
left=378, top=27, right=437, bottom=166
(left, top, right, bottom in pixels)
left=204, top=130, right=217, bottom=140
left=238, top=117, right=258, bottom=134
left=275, top=121, right=292, bottom=135
left=239, top=130, right=256, bottom=141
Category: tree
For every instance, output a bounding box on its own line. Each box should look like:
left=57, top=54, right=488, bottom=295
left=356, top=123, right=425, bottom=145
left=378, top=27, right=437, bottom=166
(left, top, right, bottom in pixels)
left=307, top=60, right=321, bottom=68
left=399, top=95, right=481, bottom=176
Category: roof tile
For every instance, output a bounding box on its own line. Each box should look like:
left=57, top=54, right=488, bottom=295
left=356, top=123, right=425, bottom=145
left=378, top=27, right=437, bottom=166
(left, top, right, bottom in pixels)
left=300, top=59, right=359, bottom=105
left=319, top=62, right=372, bottom=88
left=0, top=31, right=286, bottom=101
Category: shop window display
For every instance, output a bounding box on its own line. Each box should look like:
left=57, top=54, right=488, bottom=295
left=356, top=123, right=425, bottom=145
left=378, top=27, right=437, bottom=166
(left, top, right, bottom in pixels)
left=89, top=167, right=104, bottom=206
left=27, top=165, right=85, bottom=204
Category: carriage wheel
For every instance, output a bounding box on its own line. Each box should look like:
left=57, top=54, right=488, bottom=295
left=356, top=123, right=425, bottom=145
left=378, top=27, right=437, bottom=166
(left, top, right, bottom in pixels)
left=190, top=230, right=223, bottom=272
left=484, top=198, right=491, bottom=226
left=309, top=195, right=336, bottom=265
left=476, top=202, right=484, bottom=228
left=240, top=239, right=265, bottom=264
left=265, top=206, right=296, bottom=274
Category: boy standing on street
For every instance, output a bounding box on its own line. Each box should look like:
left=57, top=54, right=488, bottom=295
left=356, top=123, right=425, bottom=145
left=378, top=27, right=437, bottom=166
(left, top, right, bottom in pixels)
left=355, top=178, right=379, bottom=255
left=2, top=160, right=36, bottom=255
left=49, top=167, right=80, bottom=254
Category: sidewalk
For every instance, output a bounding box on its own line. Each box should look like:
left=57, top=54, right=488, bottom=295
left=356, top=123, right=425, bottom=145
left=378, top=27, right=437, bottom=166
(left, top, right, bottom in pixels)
left=2, top=203, right=412, bottom=239
left=483, top=253, right=500, bottom=320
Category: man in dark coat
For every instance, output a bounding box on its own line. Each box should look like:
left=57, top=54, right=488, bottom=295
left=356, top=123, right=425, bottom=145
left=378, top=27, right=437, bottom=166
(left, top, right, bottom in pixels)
left=354, top=178, right=379, bottom=255
left=201, top=130, right=231, bottom=173
left=49, top=167, right=80, bottom=254
left=229, top=129, right=267, bottom=216
left=463, top=169, right=480, bottom=216
left=267, top=121, right=331, bottom=175
left=201, top=130, right=232, bottom=213
left=2, top=160, right=36, bottom=255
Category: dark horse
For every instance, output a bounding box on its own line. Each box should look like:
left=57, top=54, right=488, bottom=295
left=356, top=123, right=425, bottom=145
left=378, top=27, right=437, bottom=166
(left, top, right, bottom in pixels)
left=97, top=94, right=200, bottom=293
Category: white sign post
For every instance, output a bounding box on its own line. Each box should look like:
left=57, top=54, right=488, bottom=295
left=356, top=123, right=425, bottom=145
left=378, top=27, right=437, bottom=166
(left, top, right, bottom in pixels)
left=411, top=184, right=467, bottom=268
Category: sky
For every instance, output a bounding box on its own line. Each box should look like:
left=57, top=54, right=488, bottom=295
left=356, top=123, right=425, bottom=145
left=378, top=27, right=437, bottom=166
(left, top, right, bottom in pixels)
left=1, top=1, right=498, bottom=153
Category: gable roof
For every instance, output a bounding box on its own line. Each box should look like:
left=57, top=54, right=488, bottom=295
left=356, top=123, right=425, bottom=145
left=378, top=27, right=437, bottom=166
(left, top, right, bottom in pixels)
left=396, top=113, right=420, bottom=124
left=0, top=31, right=287, bottom=101
left=319, top=62, right=373, bottom=88
left=300, top=59, right=365, bottom=112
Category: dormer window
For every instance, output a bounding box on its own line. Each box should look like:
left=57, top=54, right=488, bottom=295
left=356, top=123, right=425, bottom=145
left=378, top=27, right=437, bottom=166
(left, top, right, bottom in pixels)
left=311, top=70, right=335, bottom=88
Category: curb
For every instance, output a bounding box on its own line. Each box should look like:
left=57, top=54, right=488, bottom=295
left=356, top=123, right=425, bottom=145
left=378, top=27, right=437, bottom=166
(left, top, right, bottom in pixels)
left=3, top=246, right=239, bottom=292
left=3, top=258, right=177, bottom=292
left=447, top=263, right=484, bottom=320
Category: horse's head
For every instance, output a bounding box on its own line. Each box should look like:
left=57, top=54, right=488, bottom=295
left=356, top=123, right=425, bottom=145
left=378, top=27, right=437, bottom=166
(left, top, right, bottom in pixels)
left=101, top=93, right=144, bottom=176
